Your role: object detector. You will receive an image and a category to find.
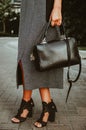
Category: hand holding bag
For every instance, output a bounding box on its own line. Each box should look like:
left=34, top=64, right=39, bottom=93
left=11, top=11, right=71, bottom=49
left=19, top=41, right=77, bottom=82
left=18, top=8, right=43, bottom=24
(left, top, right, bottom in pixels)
left=31, top=21, right=81, bottom=102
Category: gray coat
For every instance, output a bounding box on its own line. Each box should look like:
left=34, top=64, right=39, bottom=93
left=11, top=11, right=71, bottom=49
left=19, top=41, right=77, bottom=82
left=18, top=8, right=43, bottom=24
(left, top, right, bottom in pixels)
left=17, top=0, right=63, bottom=90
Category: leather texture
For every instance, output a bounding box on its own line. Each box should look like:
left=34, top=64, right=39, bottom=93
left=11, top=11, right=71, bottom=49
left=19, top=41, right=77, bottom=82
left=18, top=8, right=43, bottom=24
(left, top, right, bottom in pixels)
left=32, top=21, right=81, bottom=102
left=33, top=37, right=81, bottom=71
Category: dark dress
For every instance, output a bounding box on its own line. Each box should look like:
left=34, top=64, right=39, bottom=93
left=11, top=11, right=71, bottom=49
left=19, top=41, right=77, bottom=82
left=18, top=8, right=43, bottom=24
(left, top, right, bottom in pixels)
left=17, top=0, right=63, bottom=90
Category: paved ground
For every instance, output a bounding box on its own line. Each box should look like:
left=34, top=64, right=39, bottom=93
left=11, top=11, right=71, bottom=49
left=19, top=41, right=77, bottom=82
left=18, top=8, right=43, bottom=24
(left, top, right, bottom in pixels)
left=0, top=37, right=86, bottom=130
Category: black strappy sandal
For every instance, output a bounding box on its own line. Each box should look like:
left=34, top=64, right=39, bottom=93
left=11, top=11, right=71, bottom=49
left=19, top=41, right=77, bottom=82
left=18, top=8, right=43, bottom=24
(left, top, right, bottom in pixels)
left=11, top=98, right=34, bottom=123
left=34, top=100, right=57, bottom=128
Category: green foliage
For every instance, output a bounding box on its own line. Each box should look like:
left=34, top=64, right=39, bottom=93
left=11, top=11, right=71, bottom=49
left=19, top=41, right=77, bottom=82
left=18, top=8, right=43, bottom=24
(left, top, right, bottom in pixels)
left=0, top=0, right=12, bottom=33
left=0, top=0, right=12, bottom=18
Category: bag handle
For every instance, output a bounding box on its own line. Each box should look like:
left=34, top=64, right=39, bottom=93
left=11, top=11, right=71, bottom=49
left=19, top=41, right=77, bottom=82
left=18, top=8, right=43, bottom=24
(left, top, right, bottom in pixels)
left=44, top=20, right=67, bottom=39
left=44, top=20, right=82, bottom=103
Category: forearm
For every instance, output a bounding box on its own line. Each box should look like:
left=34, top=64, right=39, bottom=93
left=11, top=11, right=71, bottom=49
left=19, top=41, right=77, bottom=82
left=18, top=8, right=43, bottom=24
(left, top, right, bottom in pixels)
left=50, top=0, right=62, bottom=26
left=53, top=0, right=62, bottom=9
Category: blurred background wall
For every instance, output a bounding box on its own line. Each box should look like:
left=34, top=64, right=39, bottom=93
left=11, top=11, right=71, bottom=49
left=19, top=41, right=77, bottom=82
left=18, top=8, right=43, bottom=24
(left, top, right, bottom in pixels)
left=0, top=0, right=86, bottom=47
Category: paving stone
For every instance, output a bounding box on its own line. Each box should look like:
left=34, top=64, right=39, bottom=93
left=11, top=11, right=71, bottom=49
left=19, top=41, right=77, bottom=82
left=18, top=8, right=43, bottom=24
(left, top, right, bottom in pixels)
left=55, top=115, right=70, bottom=125
left=18, top=119, right=33, bottom=130
left=0, top=111, right=10, bottom=123
left=77, top=107, right=86, bottom=116
left=0, top=129, right=18, bottom=130
left=19, top=127, right=32, bottom=130
left=68, top=116, right=86, bottom=130
left=0, top=123, right=19, bottom=130
left=47, top=124, right=72, bottom=130
left=0, top=38, right=86, bottom=130
left=33, top=126, right=47, bottom=130
left=71, top=123, right=86, bottom=130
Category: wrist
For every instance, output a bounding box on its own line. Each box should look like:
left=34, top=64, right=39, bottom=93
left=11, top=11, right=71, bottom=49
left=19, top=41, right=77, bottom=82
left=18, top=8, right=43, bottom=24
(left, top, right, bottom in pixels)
left=53, top=0, right=62, bottom=10
left=53, top=6, right=62, bottom=10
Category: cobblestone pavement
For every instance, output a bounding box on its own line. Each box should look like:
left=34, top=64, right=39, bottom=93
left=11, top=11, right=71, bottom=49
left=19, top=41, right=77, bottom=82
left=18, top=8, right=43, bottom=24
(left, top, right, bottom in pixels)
left=0, top=37, right=86, bottom=130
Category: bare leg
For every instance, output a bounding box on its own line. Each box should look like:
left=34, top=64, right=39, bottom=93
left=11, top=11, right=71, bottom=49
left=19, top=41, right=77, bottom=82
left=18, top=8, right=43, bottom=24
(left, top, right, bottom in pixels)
left=39, top=88, right=52, bottom=103
left=34, top=88, right=52, bottom=127
left=11, top=90, right=32, bottom=123
left=23, top=89, right=32, bottom=101
left=21, top=89, right=32, bottom=120
left=11, top=61, right=33, bottom=123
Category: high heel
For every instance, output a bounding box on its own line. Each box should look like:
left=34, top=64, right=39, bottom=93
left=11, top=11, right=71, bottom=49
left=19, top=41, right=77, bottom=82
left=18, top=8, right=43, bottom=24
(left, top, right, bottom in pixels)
left=11, top=98, right=34, bottom=123
left=48, top=101, right=57, bottom=122
left=34, top=100, right=57, bottom=128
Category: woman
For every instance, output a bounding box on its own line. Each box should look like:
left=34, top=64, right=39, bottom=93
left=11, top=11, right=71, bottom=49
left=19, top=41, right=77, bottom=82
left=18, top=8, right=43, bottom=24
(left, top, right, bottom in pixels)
left=11, top=0, right=63, bottom=128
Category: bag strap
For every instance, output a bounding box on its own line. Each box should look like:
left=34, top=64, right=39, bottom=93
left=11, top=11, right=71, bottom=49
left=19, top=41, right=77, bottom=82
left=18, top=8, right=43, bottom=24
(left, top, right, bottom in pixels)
left=66, top=62, right=81, bottom=102
left=58, top=24, right=82, bottom=102
left=45, top=21, right=82, bottom=103
left=65, top=38, right=82, bottom=102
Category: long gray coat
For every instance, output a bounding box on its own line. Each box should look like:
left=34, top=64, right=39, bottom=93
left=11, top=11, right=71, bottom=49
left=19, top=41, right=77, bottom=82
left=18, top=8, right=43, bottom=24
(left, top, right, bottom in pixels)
left=17, top=0, right=63, bottom=90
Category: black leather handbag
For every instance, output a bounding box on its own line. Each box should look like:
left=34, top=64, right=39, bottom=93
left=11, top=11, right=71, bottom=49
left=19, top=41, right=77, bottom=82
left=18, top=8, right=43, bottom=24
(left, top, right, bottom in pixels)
left=31, top=21, right=81, bottom=102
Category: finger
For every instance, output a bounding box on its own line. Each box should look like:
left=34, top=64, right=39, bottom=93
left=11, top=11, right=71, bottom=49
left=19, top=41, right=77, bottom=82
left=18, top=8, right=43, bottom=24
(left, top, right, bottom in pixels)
left=51, top=21, right=60, bottom=27
left=51, top=21, right=55, bottom=26
left=55, top=19, right=62, bottom=26
left=49, top=16, right=55, bottom=26
left=51, top=18, right=62, bottom=27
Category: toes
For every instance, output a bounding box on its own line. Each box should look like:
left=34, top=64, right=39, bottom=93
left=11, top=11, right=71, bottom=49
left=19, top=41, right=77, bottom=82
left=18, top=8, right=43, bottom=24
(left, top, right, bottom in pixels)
left=34, top=122, right=42, bottom=128
left=34, top=122, right=38, bottom=126
left=11, top=118, right=20, bottom=123
left=37, top=123, right=42, bottom=128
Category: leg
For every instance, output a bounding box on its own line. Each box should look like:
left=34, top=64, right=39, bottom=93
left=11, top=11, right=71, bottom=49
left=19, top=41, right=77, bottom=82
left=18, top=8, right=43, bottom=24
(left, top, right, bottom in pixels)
left=23, top=89, right=32, bottom=101
left=39, top=88, right=52, bottom=103
left=34, top=88, right=57, bottom=128
left=19, top=60, right=32, bottom=102
left=11, top=61, right=34, bottom=123
left=11, top=90, right=33, bottom=123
